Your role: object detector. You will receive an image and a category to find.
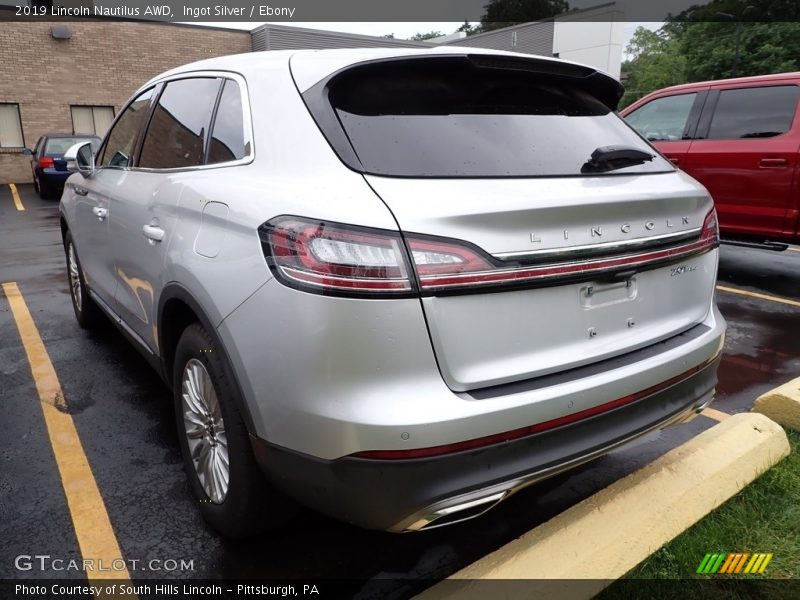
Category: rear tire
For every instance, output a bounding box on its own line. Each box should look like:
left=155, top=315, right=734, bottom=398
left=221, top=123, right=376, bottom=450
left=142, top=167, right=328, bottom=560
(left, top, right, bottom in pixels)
left=38, top=177, right=53, bottom=199
left=64, top=231, right=103, bottom=330
left=173, top=323, right=295, bottom=538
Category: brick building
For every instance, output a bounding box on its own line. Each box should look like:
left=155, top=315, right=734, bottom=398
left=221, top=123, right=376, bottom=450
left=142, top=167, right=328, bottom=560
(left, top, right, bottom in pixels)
left=0, top=22, right=251, bottom=183
left=0, top=9, right=622, bottom=185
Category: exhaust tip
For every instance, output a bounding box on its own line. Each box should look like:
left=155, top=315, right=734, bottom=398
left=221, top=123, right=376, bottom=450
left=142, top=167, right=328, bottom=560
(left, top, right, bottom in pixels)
left=405, top=491, right=507, bottom=532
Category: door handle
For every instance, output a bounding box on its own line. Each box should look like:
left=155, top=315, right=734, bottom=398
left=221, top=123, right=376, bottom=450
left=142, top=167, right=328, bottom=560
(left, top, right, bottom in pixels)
left=142, top=224, right=165, bottom=243
left=92, top=206, right=108, bottom=220
left=667, top=157, right=680, bottom=165
left=759, top=157, right=788, bottom=168
left=74, top=186, right=88, bottom=196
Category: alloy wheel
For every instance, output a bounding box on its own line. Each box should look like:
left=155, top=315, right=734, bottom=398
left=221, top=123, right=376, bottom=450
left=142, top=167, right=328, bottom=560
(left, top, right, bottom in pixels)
left=181, top=358, right=229, bottom=504
left=68, top=243, right=82, bottom=312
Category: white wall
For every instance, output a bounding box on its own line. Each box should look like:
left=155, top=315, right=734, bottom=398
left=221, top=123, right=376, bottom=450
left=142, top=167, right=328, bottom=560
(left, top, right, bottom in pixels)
left=553, top=6, right=625, bottom=79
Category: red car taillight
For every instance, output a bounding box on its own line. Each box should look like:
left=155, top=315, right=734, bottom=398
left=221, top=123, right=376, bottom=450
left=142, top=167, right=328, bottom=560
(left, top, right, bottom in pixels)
left=38, top=157, right=54, bottom=169
left=260, top=210, right=719, bottom=298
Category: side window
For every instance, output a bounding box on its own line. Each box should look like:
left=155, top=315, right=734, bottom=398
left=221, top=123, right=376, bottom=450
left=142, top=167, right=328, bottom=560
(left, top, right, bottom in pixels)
left=625, top=93, right=697, bottom=141
left=707, top=85, right=799, bottom=139
left=100, top=89, right=154, bottom=168
left=138, top=78, right=220, bottom=169
left=207, top=79, right=249, bottom=164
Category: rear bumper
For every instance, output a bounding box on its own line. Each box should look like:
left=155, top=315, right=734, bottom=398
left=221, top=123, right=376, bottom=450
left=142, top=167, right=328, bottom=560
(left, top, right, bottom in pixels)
left=252, top=353, right=720, bottom=532
left=40, top=169, right=71, bottom=186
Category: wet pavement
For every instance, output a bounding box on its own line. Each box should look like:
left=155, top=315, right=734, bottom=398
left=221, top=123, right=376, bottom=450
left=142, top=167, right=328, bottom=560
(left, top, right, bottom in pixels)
left=1, top=183, right=798, bottom=596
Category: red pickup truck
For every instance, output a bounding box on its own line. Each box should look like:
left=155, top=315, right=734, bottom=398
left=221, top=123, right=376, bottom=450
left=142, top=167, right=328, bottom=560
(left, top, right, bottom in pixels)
left=622, top=72, right=800, bottom=251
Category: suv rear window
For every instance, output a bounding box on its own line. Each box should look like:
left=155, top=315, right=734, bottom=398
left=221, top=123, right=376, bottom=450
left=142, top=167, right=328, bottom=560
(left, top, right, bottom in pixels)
left=312, top=57, right=673, bottom=178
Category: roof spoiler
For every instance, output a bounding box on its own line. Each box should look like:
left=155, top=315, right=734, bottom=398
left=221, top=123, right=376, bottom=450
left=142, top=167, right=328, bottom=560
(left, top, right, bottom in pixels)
left=466, top=54, right=624, bottom=110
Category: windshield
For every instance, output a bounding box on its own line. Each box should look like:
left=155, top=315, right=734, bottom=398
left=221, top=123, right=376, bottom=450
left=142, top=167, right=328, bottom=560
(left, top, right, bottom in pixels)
left=317, top=58, right=673, bottom=178
left=44, top=137, right=99, bottom=155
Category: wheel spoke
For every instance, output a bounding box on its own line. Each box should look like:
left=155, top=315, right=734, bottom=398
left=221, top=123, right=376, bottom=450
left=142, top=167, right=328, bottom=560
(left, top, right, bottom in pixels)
left=181, top=358, right=229, bottom=504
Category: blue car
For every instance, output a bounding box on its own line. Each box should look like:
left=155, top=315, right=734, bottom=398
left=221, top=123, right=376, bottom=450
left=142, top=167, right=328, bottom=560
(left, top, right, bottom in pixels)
left=27, top=134, right=101, bottom=199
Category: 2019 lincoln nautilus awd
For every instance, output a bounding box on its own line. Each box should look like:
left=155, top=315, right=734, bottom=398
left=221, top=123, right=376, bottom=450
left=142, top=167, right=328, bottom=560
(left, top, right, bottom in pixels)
left=59, top=47, right=725, bottom=537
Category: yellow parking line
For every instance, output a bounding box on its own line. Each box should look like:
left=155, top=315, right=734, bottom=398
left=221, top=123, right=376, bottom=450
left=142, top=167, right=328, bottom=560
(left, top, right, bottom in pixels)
left=9, top=183, right=24, bottom=211
left=702, top=407, right=731, bottom=422
left=716, top=285, right=800, bottom=308
left=787, top=247, right=800, bottom=253
left=1, top=282, right=131, bottom=585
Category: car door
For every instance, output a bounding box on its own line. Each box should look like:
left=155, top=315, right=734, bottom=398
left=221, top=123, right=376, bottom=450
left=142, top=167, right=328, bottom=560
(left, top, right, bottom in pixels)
left=623, top=89, right=708, bottom=168
left=30, top=136, right=43, bottom=181
left=69, top=88, right=155, bottom=309
left=110, top=76, right=222, bottom=354
left=683, top=83, right=800, bottom=239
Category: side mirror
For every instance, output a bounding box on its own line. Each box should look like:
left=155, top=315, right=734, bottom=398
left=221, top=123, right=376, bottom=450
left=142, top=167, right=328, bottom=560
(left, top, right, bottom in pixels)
left=22, top=148, right=33, bottom=156
left=64, top=142, right=95, bottom=178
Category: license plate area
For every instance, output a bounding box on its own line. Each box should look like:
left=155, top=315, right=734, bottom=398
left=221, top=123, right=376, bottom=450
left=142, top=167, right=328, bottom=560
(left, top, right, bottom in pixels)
left=580, top=278, right=637, bottom=309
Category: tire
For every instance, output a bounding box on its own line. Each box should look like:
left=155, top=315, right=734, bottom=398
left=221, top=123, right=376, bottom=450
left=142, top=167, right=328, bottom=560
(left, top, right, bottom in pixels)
left=33, top=172, right=40, bottom=194
left=64, top=231, right=103, bottom=330
left=173, top=323, right=295, bottom=538
left=38, top=176, right=53, bottom=199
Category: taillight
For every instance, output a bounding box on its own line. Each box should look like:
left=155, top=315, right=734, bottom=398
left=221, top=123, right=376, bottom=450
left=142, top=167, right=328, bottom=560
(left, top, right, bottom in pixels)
left=699, top=207, right=719, bottom=246
left=260, top=210, right=719, bottom=297
left=408, top=208, right=721, bottom=293
left=259, top=217, right=413, bottom=297
left=38, top=157, right=54, bottom=169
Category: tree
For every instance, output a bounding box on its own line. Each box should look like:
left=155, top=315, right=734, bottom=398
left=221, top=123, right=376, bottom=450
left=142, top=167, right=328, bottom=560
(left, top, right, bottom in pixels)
left=480, top=0, right=569, bottom=33
left=678, top=22, right=800, bottom=81
left=619, top=17, right=800, bottom=108
left=409, top=31, right=444, bottom=41
left=456, top=21, right=481, bottom=36
left=620, top=27, right=686, bottom=108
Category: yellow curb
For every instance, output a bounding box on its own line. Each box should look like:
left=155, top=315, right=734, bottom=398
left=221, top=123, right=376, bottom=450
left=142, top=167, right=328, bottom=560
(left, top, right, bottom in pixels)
left=702, top=407, right=730, bottom=422
left=417, top=413, right=789, bottom=600
left=753, top=376, right=800, bottom=432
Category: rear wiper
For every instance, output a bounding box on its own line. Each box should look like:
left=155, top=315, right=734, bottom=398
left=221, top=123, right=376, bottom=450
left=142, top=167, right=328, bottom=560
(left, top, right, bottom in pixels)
left=581, top=145, right=655, bottom=174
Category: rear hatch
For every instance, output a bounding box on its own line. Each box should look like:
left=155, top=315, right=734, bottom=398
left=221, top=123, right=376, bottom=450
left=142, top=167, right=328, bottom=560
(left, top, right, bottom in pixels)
left=293, top=52, right=719, bottom=391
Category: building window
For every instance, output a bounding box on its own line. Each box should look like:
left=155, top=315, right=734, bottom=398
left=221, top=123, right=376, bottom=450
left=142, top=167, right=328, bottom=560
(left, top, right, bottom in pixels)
left=0, top=103, right=24, bottom=149
left=71, top=105, right=115, bottom=137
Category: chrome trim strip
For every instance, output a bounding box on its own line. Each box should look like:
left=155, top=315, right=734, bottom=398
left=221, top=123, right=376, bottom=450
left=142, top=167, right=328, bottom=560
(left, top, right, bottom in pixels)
left=493, top=227, right=702, bottom=261
left=420, top=237, right=714, bottom=288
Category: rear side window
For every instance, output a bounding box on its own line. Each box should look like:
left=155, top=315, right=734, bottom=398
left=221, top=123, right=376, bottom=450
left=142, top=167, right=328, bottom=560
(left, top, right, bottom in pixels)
left=707, top=85, right=799, bottom=139
left=44, top=137, right=99, bottom=155
left=207, top=79, right=249, bottom=164
left=100, top=88, right=154, bottom=168
left=312, top=57, right=672, bottom=178
left=139, top=78, right=221, bottom=169
left=625, top=93, right=697, bottom=141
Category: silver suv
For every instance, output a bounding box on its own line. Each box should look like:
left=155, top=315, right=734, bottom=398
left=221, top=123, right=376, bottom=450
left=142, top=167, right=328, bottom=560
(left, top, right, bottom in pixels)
left=60, top=48, right=725, bottom=537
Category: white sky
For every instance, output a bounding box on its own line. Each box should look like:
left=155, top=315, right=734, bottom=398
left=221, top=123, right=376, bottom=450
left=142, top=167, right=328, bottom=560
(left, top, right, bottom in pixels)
left=193, top=21, right=664, bottom=49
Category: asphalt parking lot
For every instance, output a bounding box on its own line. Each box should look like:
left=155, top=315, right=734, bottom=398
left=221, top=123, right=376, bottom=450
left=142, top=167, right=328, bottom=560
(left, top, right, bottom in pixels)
left=1, top=183, right=798, bottom=596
